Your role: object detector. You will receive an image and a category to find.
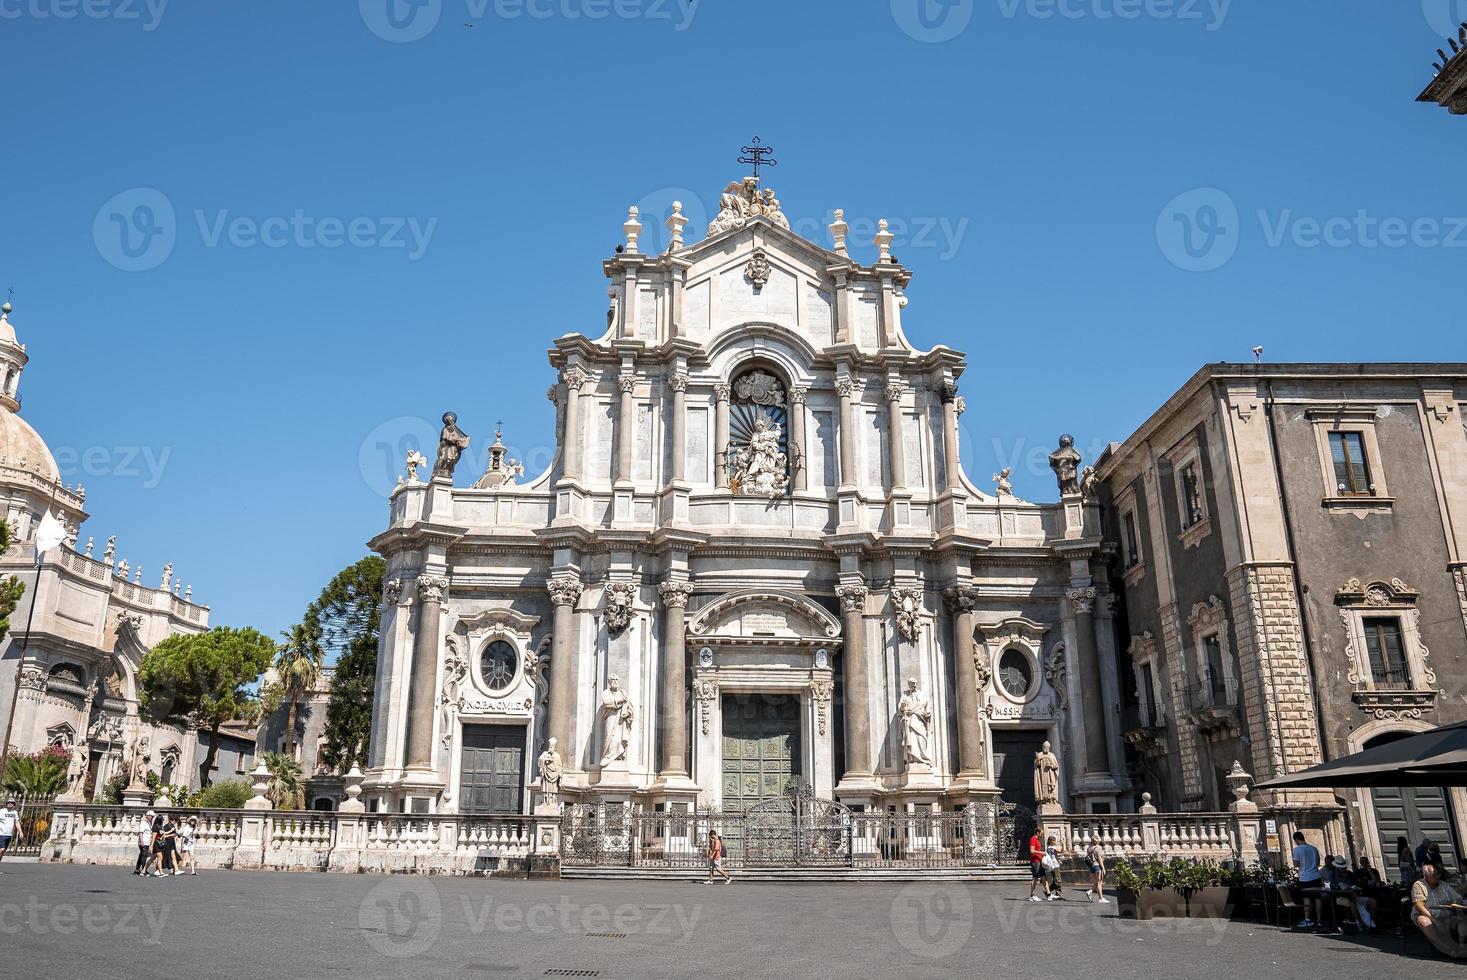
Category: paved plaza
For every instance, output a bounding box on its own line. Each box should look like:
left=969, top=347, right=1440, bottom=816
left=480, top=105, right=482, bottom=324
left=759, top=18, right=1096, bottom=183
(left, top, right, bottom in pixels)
left=0, top=863, right=1438, bottom=980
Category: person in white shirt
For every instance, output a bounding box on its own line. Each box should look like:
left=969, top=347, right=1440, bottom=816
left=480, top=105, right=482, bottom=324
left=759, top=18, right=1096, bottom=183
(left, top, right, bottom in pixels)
left=176, top=816, right=199, bottom=875
left=134, top=810, right=156, bottom=876
left=0, top=799, right=22, bottom=871
left=1291, top=831, right=1324, bottom=929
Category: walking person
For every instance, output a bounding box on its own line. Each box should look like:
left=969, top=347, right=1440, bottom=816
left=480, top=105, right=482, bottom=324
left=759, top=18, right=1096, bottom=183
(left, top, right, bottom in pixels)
left=1027, top=827, right=1049, bottom=902
left=177, top=816, right=199, bottom=875
left=705, top=830, right=732, bottom=884
left=144, top=811, right=167, bottom=877
left=1084, top=840, right=1109, bottom=904
left=156, top=814, right=179, bottom=876
left=134, top=809, right=156, bottom=876
left=1044, top=835, right=1065, bottom=901
left=0, top=798, right=23, bottom=872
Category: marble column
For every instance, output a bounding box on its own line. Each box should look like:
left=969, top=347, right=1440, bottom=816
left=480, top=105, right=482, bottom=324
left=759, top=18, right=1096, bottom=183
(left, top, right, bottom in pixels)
left=657, top=581, right=693, bottom=777
left=668, top=374, right=688, bottom=484
left=713, top=383, right=731, bottom=489
left=1068, top=587, right=1111, bottom=775
left=836, top=583, right=872, bottom=779
left=943, top=585, right=985, bottom=778
left=616, top=372, right=637, bottom=484
left=547, top=577, right=584, bottom=767
left=788, top=386, right=808, bottom=492
left=939, top=380, right=964, bottom=492
left=404, top=574, right=448, bottom=772
left=561, top=368, right=587, bottom=483
left=836, top=377, right=856, bottom=488
left=885, top=380, right=907, bottom=490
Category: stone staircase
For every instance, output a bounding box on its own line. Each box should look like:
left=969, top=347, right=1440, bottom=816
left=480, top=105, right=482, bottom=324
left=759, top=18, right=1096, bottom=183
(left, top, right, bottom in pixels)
left=562, top=865, right=1030, bottom=883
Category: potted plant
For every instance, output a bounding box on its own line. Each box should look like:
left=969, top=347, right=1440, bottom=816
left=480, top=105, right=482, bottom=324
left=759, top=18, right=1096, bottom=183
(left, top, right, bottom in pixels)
left=1114, top=858, right=1260, bottom=919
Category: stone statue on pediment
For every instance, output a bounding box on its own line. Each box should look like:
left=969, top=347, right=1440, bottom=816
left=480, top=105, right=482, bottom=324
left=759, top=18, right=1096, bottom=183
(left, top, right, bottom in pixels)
left=598, top=675, right=634, bottom=767
left=432, top=412, right=471, bottom=481
left=898, top=678, right=933, bottom=767
left=1034, top=740, right=1061, bottom=805
left=1049, top=434, right=1082, bottom=496
left=730, top=418, right=788, bottom=498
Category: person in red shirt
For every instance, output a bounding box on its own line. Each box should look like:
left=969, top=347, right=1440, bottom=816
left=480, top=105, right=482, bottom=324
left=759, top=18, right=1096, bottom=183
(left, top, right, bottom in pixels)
left=705, top=830, right=732, bottom=885
left=1028, top=829, right=1050, bottom=902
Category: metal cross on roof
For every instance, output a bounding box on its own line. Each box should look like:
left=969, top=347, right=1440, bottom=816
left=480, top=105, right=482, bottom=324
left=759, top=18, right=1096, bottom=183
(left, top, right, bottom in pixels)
left=738, top=137, right=778, bottom=179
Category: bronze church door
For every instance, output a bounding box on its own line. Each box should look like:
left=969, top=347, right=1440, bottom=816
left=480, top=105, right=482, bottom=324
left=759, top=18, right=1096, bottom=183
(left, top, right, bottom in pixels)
left=459, top=724, right=525, bottom=814
left=721, top=694, right=801, bottom=811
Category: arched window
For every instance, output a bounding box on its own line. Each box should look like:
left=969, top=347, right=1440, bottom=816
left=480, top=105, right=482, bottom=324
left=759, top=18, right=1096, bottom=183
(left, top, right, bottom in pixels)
left=727, top=368, right=790, bottom=496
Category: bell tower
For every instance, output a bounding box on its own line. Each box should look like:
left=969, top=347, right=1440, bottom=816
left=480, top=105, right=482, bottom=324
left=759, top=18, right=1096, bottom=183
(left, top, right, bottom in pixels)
left=0, top=298, right=29, bottom=414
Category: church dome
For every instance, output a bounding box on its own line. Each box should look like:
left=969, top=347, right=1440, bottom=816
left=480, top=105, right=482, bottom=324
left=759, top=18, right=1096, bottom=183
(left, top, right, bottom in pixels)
left=0, top=409, right=59, bottom=483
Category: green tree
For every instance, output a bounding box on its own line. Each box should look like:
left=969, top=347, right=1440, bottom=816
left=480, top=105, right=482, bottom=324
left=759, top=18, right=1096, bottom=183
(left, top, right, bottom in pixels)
left=137, top=626, right=278, bottom=787
left=262, top=751, right=304, bottom=810
left=1, top=745, right=68, bottom=799
left=196, top=778, right=251, bottom=809
left=307, top=557, right=385, bottom=773
left=261, top=622, right=322, bottom=758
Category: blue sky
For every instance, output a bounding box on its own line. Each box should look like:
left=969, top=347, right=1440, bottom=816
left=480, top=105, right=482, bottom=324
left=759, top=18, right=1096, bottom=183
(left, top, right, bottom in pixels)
left=2, top=1, right=1464, bottom=645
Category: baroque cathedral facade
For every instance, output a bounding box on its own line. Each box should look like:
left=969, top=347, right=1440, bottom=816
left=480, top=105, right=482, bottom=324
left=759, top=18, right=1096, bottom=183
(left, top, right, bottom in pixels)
left=364, top=171, right=1130, bottom=818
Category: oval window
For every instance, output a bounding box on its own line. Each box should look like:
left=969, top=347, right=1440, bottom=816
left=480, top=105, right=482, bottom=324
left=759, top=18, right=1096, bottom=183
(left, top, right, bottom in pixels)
left=998, top=648, right=1033, bottom=699
left=479, top=640, right=518, bottom=692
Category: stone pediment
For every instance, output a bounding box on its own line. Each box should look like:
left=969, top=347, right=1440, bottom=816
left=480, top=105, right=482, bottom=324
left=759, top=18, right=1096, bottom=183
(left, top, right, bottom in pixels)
left=455, top=607, right=541, bottom=639
left=688, top=590, right=841, bottom=645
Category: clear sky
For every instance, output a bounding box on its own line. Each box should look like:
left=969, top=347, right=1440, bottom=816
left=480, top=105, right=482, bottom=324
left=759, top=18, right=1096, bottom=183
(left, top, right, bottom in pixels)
left=2, top=1, right=1463, bottom=646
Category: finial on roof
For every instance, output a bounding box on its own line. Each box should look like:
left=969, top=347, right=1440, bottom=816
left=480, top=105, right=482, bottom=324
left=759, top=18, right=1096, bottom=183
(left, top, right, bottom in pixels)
left=624, top=206, right=642, bottom=254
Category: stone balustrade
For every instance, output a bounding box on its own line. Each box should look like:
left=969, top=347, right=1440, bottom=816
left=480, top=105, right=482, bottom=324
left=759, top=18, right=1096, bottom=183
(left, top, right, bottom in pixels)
left=42, top=804, right=560, bottom=878
left=1044, top=806, right=1264, bottom=863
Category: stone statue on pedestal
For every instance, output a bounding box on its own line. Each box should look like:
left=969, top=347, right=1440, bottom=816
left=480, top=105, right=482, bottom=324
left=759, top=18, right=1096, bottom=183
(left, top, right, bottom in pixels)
left=432, top=412, right=471, bottom=480
left=1034, top=740, right=1061, bottom=806
left=1049, top=435, right=1082, bottom=495
left=537, top=737, right=564, bottom=806
left=898, top=678, right=933, bottom=767
left=598, top=675, right=634, bottom=767
left=64, top=738, right=90, bottom=798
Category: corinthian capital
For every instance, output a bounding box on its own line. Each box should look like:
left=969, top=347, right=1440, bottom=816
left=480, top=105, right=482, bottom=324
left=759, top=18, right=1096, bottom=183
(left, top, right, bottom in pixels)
left=835, top=377, right=855, bottom=398
left=416, top=575, right=449, bottom=604
left=561, top=367, right=589, bottom=391
left=942, top=584, right=980, bottom=614
left=1067, top=587, right=1097, bottom=614
left=788, top=386, right=809, bottom=407
left=884, top=381, right=907, bottom=404
left=618, top=374, right=638, bottom=394
left=547, top=576, right=584, bottom=607
left=668, top=374, right=689, bottom=394
left=658, top=581, right=693, bottom=608
left=836, top=583, right=869, bottom=613
left=713, top=383, right=732, bottom=403
left=939, top=379, right=960, bottom=404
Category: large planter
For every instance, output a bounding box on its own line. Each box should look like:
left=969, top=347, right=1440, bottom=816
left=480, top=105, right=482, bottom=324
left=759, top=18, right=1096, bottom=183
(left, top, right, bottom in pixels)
left=1116, top=885, right=1236, bottom=919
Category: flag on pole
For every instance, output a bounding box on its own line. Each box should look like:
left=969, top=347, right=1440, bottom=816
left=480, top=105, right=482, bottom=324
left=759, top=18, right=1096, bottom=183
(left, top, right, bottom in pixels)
left=34, top=510, right=67, bottom=554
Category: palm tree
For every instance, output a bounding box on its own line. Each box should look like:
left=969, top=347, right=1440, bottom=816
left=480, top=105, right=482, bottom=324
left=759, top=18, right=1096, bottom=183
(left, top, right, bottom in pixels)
left=262, top=751, right=305, bottom=810
left=1, top=748, right=68, bottom=800
left=271, top=623, right=321, bottom=759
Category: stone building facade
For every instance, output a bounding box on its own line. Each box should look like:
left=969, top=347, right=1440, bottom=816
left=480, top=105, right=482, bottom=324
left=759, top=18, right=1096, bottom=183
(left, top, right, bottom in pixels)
left=365, top=173, right=1130, bottom=819
left=1096, top=363, right=1467, bottom=873
left=256, top=665, right=342, bottom=809
left=0, top=301, right=214, bottom=796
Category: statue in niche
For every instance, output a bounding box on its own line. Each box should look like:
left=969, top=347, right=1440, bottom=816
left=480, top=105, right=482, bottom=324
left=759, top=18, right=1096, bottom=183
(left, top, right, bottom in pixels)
left=66, top=737, right=90, bottom=796
left=598, top=675, right=634, bottom=767
left=432, top=412, right=471, bottom=480
left=1034, top=740, right=1061, bottom=805
left=537, top=737, right=563, bottom=806
left=730, top=418, right=788, bottom=498
left=898, top=678, right=933, bottom=767
left=1049, top=434, right=1082, bottom=496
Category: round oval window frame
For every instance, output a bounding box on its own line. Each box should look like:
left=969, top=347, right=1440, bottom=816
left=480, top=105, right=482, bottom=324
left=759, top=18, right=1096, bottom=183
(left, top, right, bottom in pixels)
left=994, top=645, right=1040, bottom=704
left=478, top=637, right=521, bottom=695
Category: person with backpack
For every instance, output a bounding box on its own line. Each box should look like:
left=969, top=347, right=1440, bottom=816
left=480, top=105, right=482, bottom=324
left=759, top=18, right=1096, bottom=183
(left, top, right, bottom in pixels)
left=705, top=830, right=732, bottom=884
left=1291, top=831, right=1324, bottom=929
left=1084, top=841, right=1109, bottom=904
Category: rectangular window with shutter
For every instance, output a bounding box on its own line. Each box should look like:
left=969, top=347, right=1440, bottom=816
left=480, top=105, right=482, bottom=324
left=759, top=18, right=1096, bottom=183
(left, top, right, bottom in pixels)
left=1329, top=431, right=1373, bottom=496
left=1203, top=634, right=1227, bottom=703
left=1362, top=616, right=1410, bottom=688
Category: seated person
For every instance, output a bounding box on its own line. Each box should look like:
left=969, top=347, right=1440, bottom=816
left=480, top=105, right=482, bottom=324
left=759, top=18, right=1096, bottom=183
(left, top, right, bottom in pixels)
left=1411, top=862, right=1467, bottom=959
left=1354, top=857, right=1384, bottom=888
left=1327, top=856, right=1378, bottom=930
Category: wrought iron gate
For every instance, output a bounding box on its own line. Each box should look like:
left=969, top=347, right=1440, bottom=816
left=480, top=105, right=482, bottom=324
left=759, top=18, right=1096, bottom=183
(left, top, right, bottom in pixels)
left=560, top=786, right=1033, bottom=870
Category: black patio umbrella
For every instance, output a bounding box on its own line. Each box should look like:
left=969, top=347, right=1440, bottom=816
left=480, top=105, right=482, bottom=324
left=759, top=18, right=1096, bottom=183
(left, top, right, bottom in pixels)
left=1255, top=719, right=1467, bottom=789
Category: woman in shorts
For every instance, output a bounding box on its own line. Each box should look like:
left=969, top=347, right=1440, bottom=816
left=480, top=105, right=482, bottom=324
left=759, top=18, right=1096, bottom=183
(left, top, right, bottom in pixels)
left=705, top=830, right=732, bottom=884
left=176, top=816, right=198, bottom=875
